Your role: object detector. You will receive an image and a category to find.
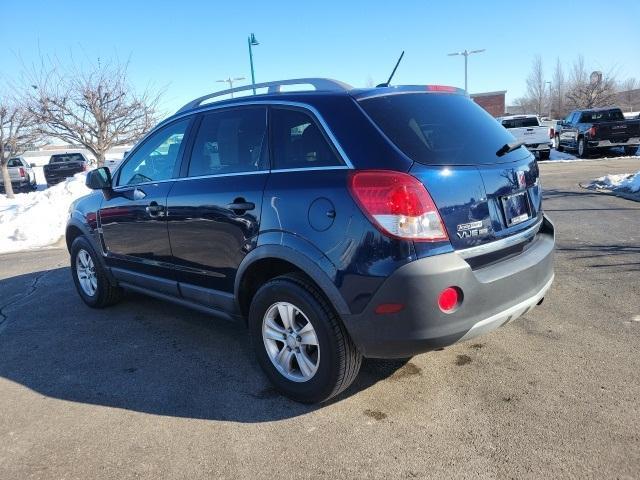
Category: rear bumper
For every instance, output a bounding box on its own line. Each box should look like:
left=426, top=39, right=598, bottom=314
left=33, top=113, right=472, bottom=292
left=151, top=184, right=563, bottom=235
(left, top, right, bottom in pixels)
left=589, top=137, right=640, bottom=148
left=341, top=216, right=555, bottom=358
left=524, top=143, right=552, bottom=152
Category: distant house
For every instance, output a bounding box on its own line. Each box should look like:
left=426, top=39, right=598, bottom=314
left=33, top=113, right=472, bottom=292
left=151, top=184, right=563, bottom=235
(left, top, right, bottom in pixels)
left=470, top=90, right=506, bottom=117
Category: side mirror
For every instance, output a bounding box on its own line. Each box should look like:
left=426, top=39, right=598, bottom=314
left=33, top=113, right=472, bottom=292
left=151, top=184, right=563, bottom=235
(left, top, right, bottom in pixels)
left=86, top=167, right=112, bottom=190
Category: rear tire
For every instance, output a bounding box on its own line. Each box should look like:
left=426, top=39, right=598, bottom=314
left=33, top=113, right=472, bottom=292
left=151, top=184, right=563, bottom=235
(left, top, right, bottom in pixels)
left=70, top=236, right=122, bottom=308
left=624, top=146, right=638, bottom=156
left=249, top=273, right=362, bottom=403
left=577, top=137, right=588, bottom=158
left=538, top=150, right=550, bottom=161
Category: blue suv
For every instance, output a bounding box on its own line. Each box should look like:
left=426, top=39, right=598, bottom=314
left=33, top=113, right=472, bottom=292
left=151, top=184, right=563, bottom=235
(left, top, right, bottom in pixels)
left=67, top=78, right=555, bottom=403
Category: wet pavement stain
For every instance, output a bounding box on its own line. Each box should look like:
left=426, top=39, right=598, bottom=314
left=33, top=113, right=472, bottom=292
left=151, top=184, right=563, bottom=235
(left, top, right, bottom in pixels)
left=390, top=362, right=422, bottom=380
left=364, top=409, right=387, bottom=421
left=456, top=354, right=472, bottom=366
left=470, top=343, right=484, bottom=350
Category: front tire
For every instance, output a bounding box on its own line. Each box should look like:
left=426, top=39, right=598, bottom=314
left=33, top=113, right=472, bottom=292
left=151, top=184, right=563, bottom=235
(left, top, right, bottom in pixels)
left=70, top=236, right=122, bottom=308
left=624, top=146, right=638, bottom=156
left=249, top=273, right=362, bottom=403
left=555, top=135, right=564, bottom=152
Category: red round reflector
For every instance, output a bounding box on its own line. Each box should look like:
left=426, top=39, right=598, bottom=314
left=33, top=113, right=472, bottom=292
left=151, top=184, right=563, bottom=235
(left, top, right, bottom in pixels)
left=438, top=287, right=461, bottom=312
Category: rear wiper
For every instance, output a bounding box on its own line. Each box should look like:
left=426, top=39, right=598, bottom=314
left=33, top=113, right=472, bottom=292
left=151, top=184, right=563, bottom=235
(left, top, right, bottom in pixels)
left=496, top=140, right=526, bottom=157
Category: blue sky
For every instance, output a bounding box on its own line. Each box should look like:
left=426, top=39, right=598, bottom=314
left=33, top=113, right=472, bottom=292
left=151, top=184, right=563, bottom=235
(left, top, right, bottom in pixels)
left=2, top=0, right=639, bottom=114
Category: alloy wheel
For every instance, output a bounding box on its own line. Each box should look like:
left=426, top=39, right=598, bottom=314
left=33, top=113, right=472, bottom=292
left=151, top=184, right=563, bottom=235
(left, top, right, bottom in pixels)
left=262, top=301, right=320, bottom=382
left=76, top=249, right=97, bottom=296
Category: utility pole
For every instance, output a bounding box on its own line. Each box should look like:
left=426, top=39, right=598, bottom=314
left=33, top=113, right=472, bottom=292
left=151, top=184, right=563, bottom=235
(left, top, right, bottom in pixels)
left=447, top=49, right=485, bottom=93
left=216, top=77, right=246, bottom=98
left=545, top=81, right=552, bottom=118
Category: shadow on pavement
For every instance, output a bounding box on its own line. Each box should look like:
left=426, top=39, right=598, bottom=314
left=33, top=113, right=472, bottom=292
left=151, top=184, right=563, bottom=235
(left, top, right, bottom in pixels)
left=0, top=267, right=408, bottom=422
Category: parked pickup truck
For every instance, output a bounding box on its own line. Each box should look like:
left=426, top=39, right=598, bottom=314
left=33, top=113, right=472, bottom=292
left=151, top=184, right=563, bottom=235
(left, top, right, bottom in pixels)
left=0, top=156, right=38, bottom=192
left=43, top=152, right=89, bottom=187
left=555, top=107, right=640, bottom=158
left=497, top=115, right=553, bottom=160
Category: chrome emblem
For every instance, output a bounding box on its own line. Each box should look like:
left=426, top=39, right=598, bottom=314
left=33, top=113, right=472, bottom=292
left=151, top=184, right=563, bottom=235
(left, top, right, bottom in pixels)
left=456, top=220, right=489, bottom=239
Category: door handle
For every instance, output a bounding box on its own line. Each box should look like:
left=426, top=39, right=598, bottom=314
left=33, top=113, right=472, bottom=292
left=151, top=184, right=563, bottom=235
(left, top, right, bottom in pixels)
left=146, top=201, right=165, bottom=217
left=226, top=200, right=255, bottom=213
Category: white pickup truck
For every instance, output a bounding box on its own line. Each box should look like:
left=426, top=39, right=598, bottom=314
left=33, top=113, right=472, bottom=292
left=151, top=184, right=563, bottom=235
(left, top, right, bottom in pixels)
left=497, top=115, right=553, bottom=160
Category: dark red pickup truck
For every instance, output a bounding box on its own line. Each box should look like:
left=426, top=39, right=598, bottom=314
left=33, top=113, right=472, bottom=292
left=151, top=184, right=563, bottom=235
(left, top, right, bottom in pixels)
left=43, top=153, right=89, bottom=187
left=555, top=108, right=640, bottom=157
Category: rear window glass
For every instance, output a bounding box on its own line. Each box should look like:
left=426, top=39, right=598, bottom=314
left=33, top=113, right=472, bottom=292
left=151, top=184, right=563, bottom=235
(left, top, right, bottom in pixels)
left=359, top=93, right=519, bottom=165
left=579, top=110, right=625, bottom=122
left=501, top=117, right=539, bottom=128
left=50, top=153, right=84, bottom=163
left=7, top=158, right=23, bottom=167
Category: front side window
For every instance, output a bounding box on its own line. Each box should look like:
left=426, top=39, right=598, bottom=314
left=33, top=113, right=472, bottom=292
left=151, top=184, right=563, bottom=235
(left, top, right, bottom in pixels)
left=271, top=108, right=342, bottom=170
left=187, top=107, right=267, bottom=177
left=117, top=119, right=189, bottom=187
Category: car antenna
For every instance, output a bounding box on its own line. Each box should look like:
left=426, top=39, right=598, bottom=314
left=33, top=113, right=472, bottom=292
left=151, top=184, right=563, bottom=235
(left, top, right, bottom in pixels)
left=376, top=51, right=405, bottom=88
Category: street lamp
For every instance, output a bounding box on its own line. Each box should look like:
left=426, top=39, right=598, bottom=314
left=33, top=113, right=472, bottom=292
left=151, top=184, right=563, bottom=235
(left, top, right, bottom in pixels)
left=216, top=77, right=246, bottom=98
left=247, top=33, right=259, bottom=94
left=447, top=49, right=485, bottom=93
left=545, top=81, right=552, bottom=118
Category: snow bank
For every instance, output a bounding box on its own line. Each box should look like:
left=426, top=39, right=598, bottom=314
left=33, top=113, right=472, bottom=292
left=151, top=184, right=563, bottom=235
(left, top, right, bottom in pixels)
left=586, top=171, right=640, bottom=193
left=0, top=173, right=91, bottom=254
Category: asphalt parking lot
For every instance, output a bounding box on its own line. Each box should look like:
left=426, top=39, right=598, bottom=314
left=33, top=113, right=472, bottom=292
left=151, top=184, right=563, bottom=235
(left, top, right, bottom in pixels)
left=1, top=157, right=639, bottom=479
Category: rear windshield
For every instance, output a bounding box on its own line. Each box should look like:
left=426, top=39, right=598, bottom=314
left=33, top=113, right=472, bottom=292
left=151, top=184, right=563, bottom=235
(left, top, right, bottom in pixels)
left=579, top=110, right=625, bottom=122
left=359, top=93, right=519, bottom=165
left=501, top=117, right=539, bottom=128
left=50, top=153, right=84, bottom=163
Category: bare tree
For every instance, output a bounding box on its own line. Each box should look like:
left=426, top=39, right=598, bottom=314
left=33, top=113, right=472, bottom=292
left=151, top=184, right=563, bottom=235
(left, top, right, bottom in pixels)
left=566, top=55, right=617, bottom=109
left=27, top=58, right=162, bottom=166
left=0, top=95, right=42, bottom=198
left=618, top=77, right=638, bottom=112
left=525, top=55, right=546, bottom=116
left=551, top=57, right=567, bottom=118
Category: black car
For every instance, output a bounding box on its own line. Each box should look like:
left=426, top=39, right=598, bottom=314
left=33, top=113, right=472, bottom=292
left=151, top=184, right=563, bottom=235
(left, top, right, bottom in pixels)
left=43, top=152, right=89, bottom=186
left=555, top=107, right=640, bottom=157
left=66, top=78, right=555, bottom=403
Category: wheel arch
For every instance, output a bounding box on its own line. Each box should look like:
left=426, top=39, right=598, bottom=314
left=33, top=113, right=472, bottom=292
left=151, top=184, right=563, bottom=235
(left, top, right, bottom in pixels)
left=235, top=244, right=350, bottom=321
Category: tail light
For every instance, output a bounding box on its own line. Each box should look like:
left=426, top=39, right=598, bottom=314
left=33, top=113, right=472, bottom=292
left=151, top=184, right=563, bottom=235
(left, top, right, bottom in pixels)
left=19, top=167, right=25, bottom=178
left=348, top=170, right=448, bottom=241
left=588, top=126, right=597, bottom=137
left=549, top=128, right=555, bottom=139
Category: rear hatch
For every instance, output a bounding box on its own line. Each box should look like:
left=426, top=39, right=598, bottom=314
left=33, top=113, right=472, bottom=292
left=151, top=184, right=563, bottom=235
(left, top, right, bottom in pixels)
left=358, top=92, right=542, bottom=252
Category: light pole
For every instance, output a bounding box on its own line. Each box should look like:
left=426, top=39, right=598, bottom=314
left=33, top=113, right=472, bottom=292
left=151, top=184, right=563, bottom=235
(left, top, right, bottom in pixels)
left=216, top=77, right=246, bottom=98
left=545, top=81, right=552, bottom=118
left=447, top=49, right=485, bottom=93
left=247, top=33, right=259, bottom=94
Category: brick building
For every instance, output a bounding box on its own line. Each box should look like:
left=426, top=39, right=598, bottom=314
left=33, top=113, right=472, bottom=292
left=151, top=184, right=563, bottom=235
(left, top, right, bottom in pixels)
left=470, top=90, right=506, bottom=117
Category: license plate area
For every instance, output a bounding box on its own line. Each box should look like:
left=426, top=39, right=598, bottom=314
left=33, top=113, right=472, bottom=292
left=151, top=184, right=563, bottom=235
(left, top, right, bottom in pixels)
left=501, top=191, right=531, bottom=226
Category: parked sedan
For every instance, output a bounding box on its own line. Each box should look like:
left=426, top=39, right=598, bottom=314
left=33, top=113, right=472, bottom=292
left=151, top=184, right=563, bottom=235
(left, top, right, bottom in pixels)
left=0, top=156, right=38, bottom=193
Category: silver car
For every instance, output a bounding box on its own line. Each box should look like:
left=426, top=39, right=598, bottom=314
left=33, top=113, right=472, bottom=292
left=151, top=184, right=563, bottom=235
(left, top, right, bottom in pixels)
left=0, top=157, right=38, bottom=192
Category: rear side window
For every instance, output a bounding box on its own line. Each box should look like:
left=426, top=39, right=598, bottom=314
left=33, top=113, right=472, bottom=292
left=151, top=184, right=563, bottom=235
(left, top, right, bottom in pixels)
left=188, top=107, right=267, bottom=177
left=271, top=108, right=342, bottom=170
left=501, top=117, right=539, bottom=128
left=579, top=109, right=625, bottom=122
left=7, top=158, right=23, bottom=167
left=50, top=153, right=84, bottom=163
left=360, top=93, right=519, bottom=165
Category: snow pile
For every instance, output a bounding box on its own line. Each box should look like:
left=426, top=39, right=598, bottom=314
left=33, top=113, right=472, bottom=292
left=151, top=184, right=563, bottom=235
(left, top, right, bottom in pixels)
left=0, top=173, right=90, bottom=253
left=587, top=171, right=640, bottom=193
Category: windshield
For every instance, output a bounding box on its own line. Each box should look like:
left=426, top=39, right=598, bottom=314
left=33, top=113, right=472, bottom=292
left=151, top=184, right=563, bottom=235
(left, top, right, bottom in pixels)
left=359, top=93, right=521, bottom=165
left=501, top=117, right=540, bottom=128
left=50, top=153, right=84, bottom=163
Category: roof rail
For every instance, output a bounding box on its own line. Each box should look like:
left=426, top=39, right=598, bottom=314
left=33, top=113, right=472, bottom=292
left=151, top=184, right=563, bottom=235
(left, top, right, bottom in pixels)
left=176, top=78, right=353, bottom=114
